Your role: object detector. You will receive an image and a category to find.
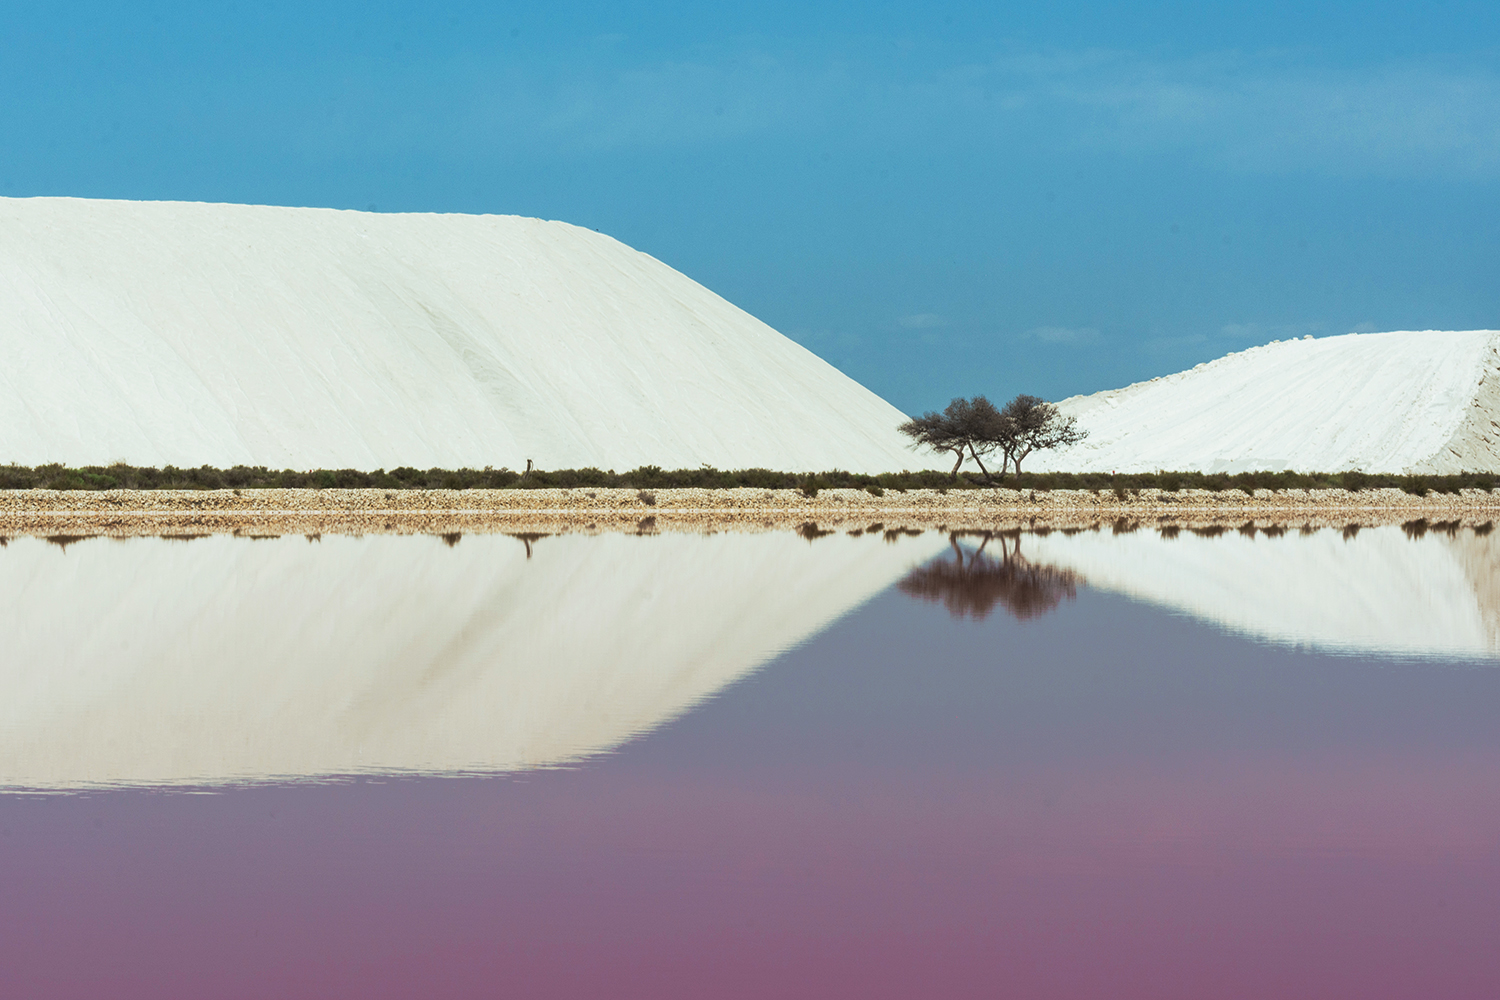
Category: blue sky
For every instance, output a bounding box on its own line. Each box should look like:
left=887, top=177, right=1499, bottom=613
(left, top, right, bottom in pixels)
left=3, top=2, right=1497, bottom=413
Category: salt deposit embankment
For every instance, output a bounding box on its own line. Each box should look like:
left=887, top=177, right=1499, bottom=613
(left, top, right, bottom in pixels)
left=0, top=530, right=946, bottom=789
left=0, top=197, right=923, bottom=473
left=1030, top=330, right=1500, bottom=475
left=0, top=485, right=1496, bottom=539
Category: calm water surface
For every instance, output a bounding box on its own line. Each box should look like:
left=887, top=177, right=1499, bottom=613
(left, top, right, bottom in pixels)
left=1, top=525, right=1497, bottom=998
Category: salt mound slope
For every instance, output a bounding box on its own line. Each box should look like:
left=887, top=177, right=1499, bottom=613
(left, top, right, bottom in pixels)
left=1030, top=330, right=1500, bottom=474
left=0, top=197, right=921, bottom=472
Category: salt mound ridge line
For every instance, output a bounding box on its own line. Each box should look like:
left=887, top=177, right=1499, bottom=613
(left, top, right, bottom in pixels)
left=1022, top=526, right=1500, bottom=660
left=1029, top=329, right=1500, bottom=475
left=0, top=530, right=947, bottom=789
left=0, top=196, right=925, bottom=474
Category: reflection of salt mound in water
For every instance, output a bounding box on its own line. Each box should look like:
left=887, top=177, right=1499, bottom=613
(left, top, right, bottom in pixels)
left=1023, top=524, right=1500, bottom=660
left=899, top=533, right=1081, bottom=620
left=1439, top=525, right=1500, bottom=654
left=0, top=531, right=947, bottom=789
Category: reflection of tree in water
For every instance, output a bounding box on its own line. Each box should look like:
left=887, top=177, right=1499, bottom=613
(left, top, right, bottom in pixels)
left=506, top=532, right=552, bottom=558
left=898, top=532, right=1083, bottom=621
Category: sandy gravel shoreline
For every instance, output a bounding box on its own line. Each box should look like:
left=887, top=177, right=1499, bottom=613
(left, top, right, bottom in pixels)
left=1, top=486, right=1496, bottom=539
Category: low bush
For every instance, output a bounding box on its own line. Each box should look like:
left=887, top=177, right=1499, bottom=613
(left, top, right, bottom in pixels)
left=0, top=463, right=1494, bottom=495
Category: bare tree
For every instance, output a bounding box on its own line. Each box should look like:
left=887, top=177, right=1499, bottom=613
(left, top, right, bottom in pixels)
left=997, top=395, right=1086, bottom=475
left=897, top=396, right=1007, bottom=476
left=897, top=408, right=966, bottom=475
left=901, top=394, right=1085, bottom=479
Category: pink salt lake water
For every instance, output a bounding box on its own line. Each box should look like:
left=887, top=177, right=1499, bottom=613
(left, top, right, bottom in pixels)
left=0, top=527, right=1496, bottom=998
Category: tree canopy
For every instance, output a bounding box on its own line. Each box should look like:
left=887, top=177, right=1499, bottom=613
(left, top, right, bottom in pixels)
left=898, top=394, right=1087, bottom=478
left=997, top=394, right=1087, bottom=475
left=897, top=396, right=1007, bottom=476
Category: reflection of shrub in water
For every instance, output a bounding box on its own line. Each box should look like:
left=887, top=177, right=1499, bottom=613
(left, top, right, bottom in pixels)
left=899, top=533, right=1082, bottom=621
left=1399, top=517, right=1464, bottom=539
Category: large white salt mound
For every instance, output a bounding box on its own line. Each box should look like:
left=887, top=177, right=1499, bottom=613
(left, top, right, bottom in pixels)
left=0, top=197, right=925, bottom=472
left=1030, top=330, right=1500, bottom=474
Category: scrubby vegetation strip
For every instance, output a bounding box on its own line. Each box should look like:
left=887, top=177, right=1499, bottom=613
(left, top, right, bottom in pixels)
left=0, top=463, right=1496, bottom=497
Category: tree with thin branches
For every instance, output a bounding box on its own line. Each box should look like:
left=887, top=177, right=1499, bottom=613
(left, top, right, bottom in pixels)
left=897, top=396, right=1007, bottom=476
left=997, top=394, right=1086, bottom=475
left=900, top=394, right=1085, bottom=479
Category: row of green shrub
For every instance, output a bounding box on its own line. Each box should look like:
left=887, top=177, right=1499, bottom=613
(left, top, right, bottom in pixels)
left=1, top=463, right=1496, bottom=496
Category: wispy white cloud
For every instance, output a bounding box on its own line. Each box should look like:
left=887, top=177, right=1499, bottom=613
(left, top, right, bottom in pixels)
left=1027, top=325, right=1099, bottom=344
left=1034, top=56, right=1500, bottom=178
left=261, top=40, right=1500, bottom=181
left=1218, top=321, right=1326, bottom=341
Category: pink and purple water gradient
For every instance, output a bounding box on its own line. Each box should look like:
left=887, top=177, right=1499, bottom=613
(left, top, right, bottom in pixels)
left=2, top=586, right=1497, bottom=998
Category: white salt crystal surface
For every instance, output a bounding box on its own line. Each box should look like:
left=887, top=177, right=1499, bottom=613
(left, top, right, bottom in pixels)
left=1031, top=330, right=1500, bottom=474
left=0, top=197, right=923, bottom=473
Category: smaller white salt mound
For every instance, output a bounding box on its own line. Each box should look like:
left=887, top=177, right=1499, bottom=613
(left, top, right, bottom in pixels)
left=1030, top=330, right=1500, bottom=474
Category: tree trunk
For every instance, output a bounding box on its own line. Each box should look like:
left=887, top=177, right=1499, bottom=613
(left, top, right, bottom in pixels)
left=995, top=448, right=1013, bottom=479
left=950, top=449, right=965, bottom=475
left=967, top=443, right=992, bottom=480
left=1013, top=445, right=1034, bottom=475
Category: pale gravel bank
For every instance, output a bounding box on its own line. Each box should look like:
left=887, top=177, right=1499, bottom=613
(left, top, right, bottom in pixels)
left=0, top=487, right=1496, bottom=540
